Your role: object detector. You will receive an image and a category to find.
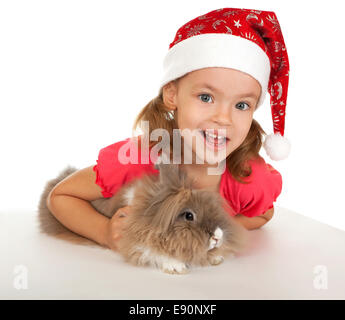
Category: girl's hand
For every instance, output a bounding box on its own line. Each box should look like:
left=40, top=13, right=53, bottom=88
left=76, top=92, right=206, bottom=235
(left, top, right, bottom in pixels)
left=105, top=205, right=133, bottom=251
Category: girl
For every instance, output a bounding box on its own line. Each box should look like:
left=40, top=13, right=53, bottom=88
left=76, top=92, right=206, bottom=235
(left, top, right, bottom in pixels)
left=46, top=7, right=291, bottom=251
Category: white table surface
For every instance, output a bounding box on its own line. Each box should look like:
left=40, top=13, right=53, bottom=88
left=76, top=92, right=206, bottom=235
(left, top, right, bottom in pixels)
left=1, top=206, right=344, bottom=300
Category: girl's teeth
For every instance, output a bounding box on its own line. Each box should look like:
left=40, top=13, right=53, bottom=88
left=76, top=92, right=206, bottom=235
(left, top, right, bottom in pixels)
left=203, top=132, right=227, bottom=147
left=205, top=131, right=226, bottom=141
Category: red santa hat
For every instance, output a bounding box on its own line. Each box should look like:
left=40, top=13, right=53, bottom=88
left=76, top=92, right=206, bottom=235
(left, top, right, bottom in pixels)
left=159, top=7, right=291, bottom=161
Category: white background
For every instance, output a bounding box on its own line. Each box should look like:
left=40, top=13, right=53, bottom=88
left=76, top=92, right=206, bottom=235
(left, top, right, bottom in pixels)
left=1, top=0, right=344, bottom=231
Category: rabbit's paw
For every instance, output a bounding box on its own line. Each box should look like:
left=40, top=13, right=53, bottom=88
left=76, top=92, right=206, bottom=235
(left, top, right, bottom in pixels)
left=161, top=260, right=189, bottom=275
left=208, top=255, right=224, bottom=266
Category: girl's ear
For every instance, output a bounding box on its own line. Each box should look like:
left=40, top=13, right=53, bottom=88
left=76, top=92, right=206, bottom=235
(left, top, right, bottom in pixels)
left=162, top=81, right=178, bottom=111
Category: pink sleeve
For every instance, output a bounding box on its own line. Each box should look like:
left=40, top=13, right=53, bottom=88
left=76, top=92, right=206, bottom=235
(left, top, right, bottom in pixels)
left=221, top=158, right=282, bottom=218
left=93, top=136, right=159, bottom=198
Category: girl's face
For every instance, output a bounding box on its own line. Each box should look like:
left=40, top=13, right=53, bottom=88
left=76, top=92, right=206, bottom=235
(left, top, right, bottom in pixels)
left=163, top=67, right=261, bottom=165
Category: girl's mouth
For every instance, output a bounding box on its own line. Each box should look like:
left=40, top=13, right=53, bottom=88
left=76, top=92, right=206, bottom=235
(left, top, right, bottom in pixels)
left=199, top=130, right=230, bottom=151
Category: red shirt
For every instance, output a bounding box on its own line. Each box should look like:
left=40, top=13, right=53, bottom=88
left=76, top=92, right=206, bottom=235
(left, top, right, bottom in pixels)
left=93, top=136, right=282, bottom=218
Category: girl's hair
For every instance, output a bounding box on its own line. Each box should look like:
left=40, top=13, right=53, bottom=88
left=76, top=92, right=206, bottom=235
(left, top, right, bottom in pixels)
left=132, top=79, right=266, bottom=184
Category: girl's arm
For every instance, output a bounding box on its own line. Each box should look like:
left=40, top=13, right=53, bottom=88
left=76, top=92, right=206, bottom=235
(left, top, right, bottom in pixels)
left=46, top=165, right=126, bottom=249
left=234, top=207, right=274, bottom=230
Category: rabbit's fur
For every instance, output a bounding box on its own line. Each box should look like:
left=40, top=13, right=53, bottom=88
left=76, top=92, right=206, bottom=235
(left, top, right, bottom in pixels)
left=37, top=160, right=248, bottom=274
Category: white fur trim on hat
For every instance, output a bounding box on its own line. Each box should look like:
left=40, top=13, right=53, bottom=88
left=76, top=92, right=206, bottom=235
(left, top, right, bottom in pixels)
left=159, top=33, right=271, bottom=108
left=263, top=133, right=291, bottom=161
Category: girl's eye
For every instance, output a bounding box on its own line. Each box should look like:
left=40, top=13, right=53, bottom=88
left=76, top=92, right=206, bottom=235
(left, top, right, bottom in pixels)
left=198, top=93, right=213, bottom=103
left=198, top=94, right=251, bottom=110
left=236, top=102, right=250, bottom=111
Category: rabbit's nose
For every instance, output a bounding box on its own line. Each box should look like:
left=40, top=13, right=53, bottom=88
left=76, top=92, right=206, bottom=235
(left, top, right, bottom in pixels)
left=211, top=236, right=219, bottom=243
left=213, top=227, right=224, bottom=245
left=213, top=227, right=223, bottom=240
left=208, top=227, right=224, bottom=250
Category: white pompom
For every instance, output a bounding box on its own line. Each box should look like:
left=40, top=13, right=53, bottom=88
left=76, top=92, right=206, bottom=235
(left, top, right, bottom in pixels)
left=263, top=133, right=291, bottom=161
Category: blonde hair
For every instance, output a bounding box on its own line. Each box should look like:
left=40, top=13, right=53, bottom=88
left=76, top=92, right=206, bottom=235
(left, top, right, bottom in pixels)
left=132, top=79, right=266, bottom=184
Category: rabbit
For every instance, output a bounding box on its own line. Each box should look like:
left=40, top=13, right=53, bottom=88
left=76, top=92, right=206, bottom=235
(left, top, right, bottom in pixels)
left=37, top=157, right=248, bottom=274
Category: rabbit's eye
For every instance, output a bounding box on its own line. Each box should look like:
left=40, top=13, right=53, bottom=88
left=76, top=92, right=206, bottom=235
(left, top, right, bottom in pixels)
left=182, top=211, right=194, bottom=221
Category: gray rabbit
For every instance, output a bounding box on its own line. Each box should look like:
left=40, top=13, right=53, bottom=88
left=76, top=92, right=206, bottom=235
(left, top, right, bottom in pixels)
left=37, top=159, right=247, bottom=274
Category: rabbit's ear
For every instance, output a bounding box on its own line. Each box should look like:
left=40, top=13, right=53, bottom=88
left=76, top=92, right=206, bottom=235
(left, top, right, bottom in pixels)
left=150, top=190, right=192, bottom=233
left=154, top=152, right=170, bottom=169
left=154, top=153, right=191, bottom=189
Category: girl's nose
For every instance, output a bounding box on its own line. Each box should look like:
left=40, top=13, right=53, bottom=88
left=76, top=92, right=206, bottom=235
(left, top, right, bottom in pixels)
left=211, top=105, right=232, bottom=127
